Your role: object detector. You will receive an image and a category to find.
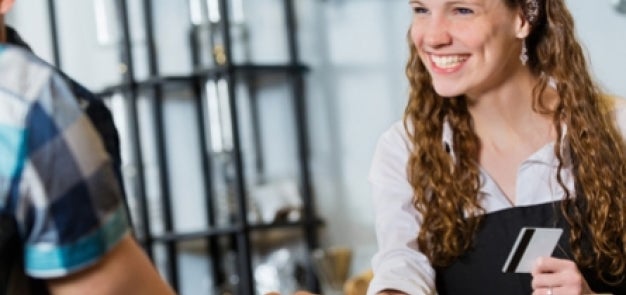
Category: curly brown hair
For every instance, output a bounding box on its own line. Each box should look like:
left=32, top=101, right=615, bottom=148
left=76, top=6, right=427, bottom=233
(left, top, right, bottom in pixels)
left=404, top=0, right=626, bottom=283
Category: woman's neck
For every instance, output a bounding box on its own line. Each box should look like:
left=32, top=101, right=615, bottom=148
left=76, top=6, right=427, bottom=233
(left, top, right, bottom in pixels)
left=467, top=71, right=558, bottom=151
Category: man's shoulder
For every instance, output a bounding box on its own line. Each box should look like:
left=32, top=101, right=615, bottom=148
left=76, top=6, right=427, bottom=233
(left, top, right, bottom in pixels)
left=3, top=27, right=97, bottom=104
left=0, top=45, right=58, bottom=104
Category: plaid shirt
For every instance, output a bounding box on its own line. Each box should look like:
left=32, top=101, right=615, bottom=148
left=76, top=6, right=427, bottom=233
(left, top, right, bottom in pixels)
left=0, top=45, right=129, bottom=294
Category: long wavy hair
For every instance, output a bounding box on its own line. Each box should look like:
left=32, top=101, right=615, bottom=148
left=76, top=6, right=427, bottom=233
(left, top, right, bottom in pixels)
left=405, top=0, right=626, bottom=283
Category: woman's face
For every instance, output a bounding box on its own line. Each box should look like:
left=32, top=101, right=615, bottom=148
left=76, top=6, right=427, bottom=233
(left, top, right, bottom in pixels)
left=410, top=0, right=528, bottom=98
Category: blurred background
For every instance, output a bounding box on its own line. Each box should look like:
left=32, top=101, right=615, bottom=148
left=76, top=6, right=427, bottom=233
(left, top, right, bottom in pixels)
left=7, top=0, right=626, bottom=294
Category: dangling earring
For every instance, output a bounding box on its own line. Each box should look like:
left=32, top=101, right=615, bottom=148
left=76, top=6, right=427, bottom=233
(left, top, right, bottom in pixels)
left=520, top=40, right=529, bottom=66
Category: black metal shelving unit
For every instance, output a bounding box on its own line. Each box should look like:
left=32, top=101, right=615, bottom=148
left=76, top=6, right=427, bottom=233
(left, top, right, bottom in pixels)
left=45, top=0, right=322, bottom=294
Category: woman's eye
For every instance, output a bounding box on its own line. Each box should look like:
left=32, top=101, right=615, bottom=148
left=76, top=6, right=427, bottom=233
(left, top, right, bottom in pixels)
left=412, top=7, right=429, bottom=14
left=454, top=7, right=474, bottom=14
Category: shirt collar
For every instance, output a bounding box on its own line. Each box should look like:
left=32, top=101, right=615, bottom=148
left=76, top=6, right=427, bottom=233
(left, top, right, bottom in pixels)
left=5, top=26, right=32, bottom=52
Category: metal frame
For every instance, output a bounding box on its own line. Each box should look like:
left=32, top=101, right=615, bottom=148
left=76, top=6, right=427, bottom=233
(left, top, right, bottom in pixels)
left=46, top=0, right=61, bottom=67
left=47, top=0, right=321, bottom=293
left=215, top=0, right=254, bottom=293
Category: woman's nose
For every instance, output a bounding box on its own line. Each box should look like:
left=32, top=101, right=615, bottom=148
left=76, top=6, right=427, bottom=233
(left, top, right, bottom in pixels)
left=423, top=16, right=453, bottom=48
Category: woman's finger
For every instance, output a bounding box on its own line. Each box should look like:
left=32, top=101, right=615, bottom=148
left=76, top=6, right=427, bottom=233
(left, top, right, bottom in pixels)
left=532, top=256, right=578, bottom=274
left=531, top=286, right=555, bottom=295
left=531, top=271, right=563, bottom=290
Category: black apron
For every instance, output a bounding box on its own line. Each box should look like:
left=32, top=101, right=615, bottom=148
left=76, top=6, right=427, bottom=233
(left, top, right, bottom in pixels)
left=435, top=201, right=626, bottom=295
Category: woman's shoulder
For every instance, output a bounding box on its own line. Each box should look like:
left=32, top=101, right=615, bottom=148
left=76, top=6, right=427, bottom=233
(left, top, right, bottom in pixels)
left=604, top=94, right=626, bottom=113
left=603, top=94, right=626, bottom=133
left=601, top=93, right=626, bottom=110
left=378, top=120, right=412, bottom=150
left=606, top=94, right=626, bottom=112
left=383, top=120, right=408, bottom=137
left=371, top=120, right=413, bottom=168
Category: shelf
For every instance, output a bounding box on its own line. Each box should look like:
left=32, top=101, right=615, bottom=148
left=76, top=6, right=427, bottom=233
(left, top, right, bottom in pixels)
left=146, top=218, right=324, bottom=243
left=249, top=218, right=324, bottom=231
left=150, top=227, right=242, bottom=243
left=96, top=63, right=309, bottom=97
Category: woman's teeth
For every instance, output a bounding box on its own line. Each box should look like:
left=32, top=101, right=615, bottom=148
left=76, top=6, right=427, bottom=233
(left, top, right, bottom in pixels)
left=431, top=55, right=468, bottom=69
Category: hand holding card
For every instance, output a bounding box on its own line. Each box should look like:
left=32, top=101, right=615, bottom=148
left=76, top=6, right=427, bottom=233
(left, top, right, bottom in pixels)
left=502, top=227, right=563, bottom=273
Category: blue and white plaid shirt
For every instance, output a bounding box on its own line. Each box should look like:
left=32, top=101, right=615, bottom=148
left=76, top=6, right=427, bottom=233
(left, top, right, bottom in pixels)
left=0, top=45, right=129, bottom=294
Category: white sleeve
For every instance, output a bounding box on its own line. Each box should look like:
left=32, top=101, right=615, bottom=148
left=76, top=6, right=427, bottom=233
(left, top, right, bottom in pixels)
left=366, top=122, right=437, bottom=295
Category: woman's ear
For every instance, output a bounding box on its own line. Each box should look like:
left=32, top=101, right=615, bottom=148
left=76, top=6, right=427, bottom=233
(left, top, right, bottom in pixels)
left=515, top=10, right=532, bottom=39
left=0, top=0, right=15, bottom=15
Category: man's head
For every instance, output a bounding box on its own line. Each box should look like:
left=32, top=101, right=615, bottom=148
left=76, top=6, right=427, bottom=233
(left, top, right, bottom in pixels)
left=0, top=0, right=15, bottom=42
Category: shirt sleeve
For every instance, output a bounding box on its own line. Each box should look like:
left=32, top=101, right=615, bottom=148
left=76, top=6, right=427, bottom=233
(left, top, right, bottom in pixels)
left=366, top=121, right=437, bottom=295
left=10, top=50, right=129, bottom=279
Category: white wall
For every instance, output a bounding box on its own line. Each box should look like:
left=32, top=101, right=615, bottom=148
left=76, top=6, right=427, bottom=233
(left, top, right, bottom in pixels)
left=298, top=0, right=410, bottom=274
left=567, top=0, right=626, bottom=97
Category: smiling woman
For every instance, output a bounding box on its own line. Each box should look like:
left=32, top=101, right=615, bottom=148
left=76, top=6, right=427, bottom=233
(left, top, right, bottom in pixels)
left=367, top=0, right=626, bottom=295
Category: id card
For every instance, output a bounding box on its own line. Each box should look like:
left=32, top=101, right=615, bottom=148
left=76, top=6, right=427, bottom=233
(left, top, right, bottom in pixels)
left=502, top=227, right=563, bottom=273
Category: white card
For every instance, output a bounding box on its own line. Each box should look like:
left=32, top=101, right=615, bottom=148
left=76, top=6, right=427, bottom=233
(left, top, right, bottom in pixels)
left=502, top=227, right=563, bottom=273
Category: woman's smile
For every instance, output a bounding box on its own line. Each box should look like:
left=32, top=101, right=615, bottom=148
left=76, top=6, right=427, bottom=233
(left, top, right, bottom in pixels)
left=428, top=53, right=470, bottom=73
